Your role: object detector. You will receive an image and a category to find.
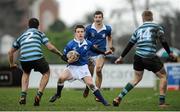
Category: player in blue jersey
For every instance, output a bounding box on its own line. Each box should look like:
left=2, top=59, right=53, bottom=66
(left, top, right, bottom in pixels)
left=112, top=11, right=177, bottom=107
left=8, top=18, right=64, bottom=106
left=83, top=11, right=113, bottom=101
left=49, top=25, right=112, bottom=106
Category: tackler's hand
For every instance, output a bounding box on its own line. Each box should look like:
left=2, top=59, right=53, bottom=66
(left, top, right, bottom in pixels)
left=115, top=56, right=123, bottom=64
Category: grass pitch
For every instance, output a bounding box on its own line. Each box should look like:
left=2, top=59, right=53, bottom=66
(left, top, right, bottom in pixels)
left=0, top=87, right=179, bottom=111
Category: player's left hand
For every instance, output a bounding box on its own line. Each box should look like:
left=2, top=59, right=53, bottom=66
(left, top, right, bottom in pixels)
left=169, top=53, right=178, bottom=62
left=115, top=56, right=123, bottom=64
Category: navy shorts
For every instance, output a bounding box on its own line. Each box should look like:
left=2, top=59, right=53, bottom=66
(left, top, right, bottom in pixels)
left=133, top=54, right=163, bottom=73
left=20, top=58, right=49, bottom=74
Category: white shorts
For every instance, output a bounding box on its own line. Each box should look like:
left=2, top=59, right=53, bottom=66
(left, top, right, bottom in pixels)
left=89, top=54, right=105, bottom=66
left=65, top=64, right=91, bottom=82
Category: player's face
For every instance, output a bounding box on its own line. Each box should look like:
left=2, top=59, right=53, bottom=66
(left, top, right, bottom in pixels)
left=94, top=14, right=103, bottom=25
left=75, top=28, right=85, bottom=41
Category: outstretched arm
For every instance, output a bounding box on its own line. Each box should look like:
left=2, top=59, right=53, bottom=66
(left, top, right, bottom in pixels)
left=45, top=42, right=63, bottom=56
left=158, top=30, right=177, bottom=61
left=115, top=42, right=134, bottom=64
left=91, top=45, right=112, bottom=55
left=107, top=35, right=113, bottom=50
left=45, top=42, right=68, bottom=62
left=8, top=48, right=18, bottom=68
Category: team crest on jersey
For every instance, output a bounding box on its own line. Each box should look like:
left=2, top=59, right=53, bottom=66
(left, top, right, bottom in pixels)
left=83, top=46, right=87, bottom=50
left=73, top=47, right=76, bottom=50
left=102, top=34, right=106, bottom=38
left=91, top=33, right=95, bottom=37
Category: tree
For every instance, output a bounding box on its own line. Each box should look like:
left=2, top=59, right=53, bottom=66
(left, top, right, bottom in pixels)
left=0, top=0, right=31, bottom=37
left=43, top=30, right=73, bottom=64
left=49, top=19, right=67, bottom=32
left=160, top=11, right=180, bottom=49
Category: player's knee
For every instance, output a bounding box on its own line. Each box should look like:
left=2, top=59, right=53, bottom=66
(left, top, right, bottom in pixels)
left=157, top=71, right=167, bottom=80
left=88, top=84, right=97, bottom=91
left=159, top=74, right=167, bottom=81
left=133, top=76, right=142, bottom=85
left=58, top=77, right=65, bottom=83
left=96, top=66, right=102, bottom=73
left=43, top=73, right=50, bottom=78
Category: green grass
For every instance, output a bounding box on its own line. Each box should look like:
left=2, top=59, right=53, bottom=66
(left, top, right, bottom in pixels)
left=0, top=87, right=180, bottom=111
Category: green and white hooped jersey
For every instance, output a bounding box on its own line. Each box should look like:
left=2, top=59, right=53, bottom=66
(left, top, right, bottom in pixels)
left=13, top=28, right=49, bottom=61
left=130, top=22, right=164, bottom=58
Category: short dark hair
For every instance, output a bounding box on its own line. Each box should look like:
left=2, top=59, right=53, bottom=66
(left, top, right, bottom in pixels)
left=28, top=18, right=39, bottom=28
left=94, top=10, right=103, bottom=18
left=74, top=25, right=85, bottom=32
left=142, top=10, right=153, bottom=21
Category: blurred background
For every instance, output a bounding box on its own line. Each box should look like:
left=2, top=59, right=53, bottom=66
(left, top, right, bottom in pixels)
left=0, top=0, right=180, bottom=65
left=0, top=0, right=179, bottom=88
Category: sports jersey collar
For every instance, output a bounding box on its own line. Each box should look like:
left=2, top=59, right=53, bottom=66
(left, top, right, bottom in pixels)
left=91, top=23, right=106, bottom=33
left=143, top=21, right=153, bottom=24
left=27, top=28, right=38, bottom=32
left=74, top=38, right=88, bottom=47
left=28, top=28, right=37, bottom=30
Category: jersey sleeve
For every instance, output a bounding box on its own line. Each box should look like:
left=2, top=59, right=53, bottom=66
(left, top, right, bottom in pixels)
left=85, top=26, right=91, bottom=40
left=129, top=30, right=138, bottom=44
left=88, top=41, right=93, bottom=48
left=106, top=26, right=112, bottom=37
left=157, top=26, right=165, bottom=40
left=41, top=33, right=49, bottom=45
left=12, top=38, right=20, bottom=49
left=63, top=42, right=71, bottom=55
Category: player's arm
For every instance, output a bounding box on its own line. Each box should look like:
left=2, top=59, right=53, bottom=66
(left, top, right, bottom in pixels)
left=115, top=42, right=135, bottom=64
left=115, top=31, right=137, bottom=64
left=8, top=39, right=20, bottom=68
left=158, top=30, right=177, bottom=61
left=45, top=42, right=63, bottom=57
left=8, top=48, right=18, bottom=68
left=107, top=35, right=115, bottom=52
left=45, top=42, right=67, bottom=62
left=91, top=45, right=112, bottom=55
left=41, top=33, right=63, bottom=57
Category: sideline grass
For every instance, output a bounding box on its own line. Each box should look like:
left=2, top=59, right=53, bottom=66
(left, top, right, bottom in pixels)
left=0, top=87, right=179, bottom=111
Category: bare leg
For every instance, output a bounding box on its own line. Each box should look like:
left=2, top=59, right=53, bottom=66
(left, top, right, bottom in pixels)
left=34, top=70, right=50, bottom=106
left=155, top=67, right=168, bottom=106
left=19, top=71, right=30, bottom=105
left=83, top=60, right=95, bottom=98
left=49, top=69, right=72, bottom=103
left=83, top=76, right=109, bottom=106
left=38, top=70, right=50, bottom=92
left=21, top=71, right=30, bottom=92
left=113, top=70, right=144, bottom=106
left=95, top=56, right=105, bottom=89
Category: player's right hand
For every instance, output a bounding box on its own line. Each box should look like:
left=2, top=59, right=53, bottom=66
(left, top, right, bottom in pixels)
left=115, top=56, right=123, bottom=64
left=104, top=50, right=113, bottom=55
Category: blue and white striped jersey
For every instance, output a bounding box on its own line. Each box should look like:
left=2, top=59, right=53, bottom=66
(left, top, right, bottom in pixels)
left=130, top=21, right=164, bottom=58
left=12, top=28, right=49, bottom=61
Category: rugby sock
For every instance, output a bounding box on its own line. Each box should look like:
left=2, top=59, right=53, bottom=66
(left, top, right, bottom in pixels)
left=20, top=91, right=27, bottom=98
left=159, top=95, right=165, bottom=104
left=93, top=90, right=108, bottom=105
left=36, top=91, right=43, bottom=98
left=118, top=83, right=134, bottom=98
left=56, top=83, right=64, bottom=96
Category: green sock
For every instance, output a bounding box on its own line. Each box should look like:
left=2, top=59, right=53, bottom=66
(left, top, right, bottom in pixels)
left=118, top=83, right=134, bottom=98
left=36, top=91, right=43, bottom=98
left=159, top=95, right=165, bottom=104
left=20, top=91, right=27, bottom=98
